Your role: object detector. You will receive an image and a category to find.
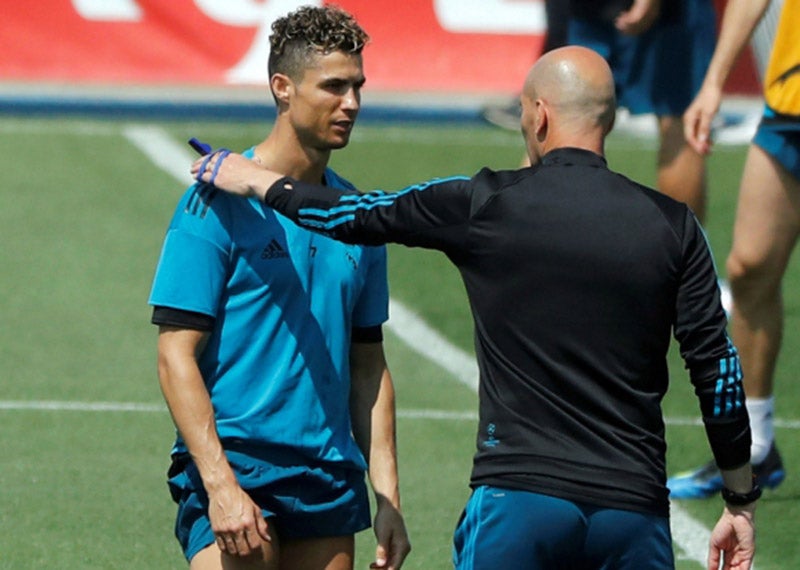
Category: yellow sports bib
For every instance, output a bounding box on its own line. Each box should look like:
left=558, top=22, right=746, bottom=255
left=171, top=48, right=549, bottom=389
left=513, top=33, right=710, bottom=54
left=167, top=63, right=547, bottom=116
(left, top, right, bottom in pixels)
left=764, top=0, right=800, bottom=116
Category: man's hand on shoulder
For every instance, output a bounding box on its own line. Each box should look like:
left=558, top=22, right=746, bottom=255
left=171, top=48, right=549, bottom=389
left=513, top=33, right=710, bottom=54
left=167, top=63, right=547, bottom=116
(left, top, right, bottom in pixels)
left=191, top=150, right=281, bottom=201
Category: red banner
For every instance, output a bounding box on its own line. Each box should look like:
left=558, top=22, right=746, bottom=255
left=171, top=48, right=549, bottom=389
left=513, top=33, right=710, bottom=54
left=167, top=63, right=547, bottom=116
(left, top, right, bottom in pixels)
left=1, top=0, right=544, bottom=94
left=0, top=0, right=758, bottom=95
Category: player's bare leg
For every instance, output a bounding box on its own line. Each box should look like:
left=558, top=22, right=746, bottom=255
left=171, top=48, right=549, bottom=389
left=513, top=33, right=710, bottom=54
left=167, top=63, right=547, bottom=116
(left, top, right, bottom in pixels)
left=190, top=524, right=280, bottom=570
left=726, top=145, right=800, bottom=401
left=280, top=535, right=355, bottom=570
left=657, top=115, right=707, bottom=222
left=667, top=144, right=793, bottom=498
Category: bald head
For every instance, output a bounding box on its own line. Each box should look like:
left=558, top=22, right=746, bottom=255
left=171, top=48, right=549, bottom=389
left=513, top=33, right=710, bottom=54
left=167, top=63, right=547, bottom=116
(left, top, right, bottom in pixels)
left=521, top=46, right=616, bottom=161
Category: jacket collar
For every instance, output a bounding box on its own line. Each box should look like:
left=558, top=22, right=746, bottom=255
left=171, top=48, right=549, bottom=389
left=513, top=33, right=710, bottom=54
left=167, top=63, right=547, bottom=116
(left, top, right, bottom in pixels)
left=540, top=147, right=608, bottom=168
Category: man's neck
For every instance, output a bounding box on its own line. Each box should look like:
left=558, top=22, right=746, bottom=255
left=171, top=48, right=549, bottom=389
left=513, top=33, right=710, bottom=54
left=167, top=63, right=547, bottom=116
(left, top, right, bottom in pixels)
left=542, top=132, right=605, bottom=159
left=254, top=125, right=331, bottom=184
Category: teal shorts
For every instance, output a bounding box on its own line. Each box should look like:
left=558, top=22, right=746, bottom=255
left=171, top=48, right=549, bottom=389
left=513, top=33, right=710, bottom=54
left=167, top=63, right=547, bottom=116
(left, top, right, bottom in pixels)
left=753, top=109, right=800, bottom=181
left=453, top=485, right=674, bottom=570
left=167, top=447, right=370, bottom=562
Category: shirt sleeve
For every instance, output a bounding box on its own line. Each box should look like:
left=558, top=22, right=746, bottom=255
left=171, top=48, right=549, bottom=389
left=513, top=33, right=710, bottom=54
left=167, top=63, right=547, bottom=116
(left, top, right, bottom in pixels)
left=351, top=245, right=390, bottom=329
left=264, top=175, right=475, bottom=258
left=674, top=210, right=751, bottom=470
left=148, top=184, right=232, bottom=318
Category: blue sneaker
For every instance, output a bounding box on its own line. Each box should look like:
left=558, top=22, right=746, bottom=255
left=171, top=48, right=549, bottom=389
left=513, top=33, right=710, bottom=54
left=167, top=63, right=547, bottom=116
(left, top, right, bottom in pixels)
left=668, top=443, right=786, bottom=499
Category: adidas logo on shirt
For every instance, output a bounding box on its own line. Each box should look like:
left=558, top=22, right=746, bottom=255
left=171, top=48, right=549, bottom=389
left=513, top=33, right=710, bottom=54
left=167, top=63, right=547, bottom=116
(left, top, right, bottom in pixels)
left=261, top=239, right=289, bottom=259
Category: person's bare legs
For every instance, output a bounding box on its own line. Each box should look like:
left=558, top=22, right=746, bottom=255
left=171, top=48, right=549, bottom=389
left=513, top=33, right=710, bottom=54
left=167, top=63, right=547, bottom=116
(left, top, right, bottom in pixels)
left=189, top=529, right=354, bottom=570
left=657, top=115, right=707, bottom=222
left=726, top=144, right=800, bottom=462
left=281, top=535, right=355, bottom=570
left=190, top=521, right=280, bottom=570
left=666, top=143, right=796, bottom=497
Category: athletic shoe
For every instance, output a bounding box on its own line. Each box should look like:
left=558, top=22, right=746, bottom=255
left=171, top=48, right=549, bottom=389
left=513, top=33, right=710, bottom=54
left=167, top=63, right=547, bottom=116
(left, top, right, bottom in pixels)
left=482, top=98, right=521, bottom=131
left=667, top=443, right=786, bottom=499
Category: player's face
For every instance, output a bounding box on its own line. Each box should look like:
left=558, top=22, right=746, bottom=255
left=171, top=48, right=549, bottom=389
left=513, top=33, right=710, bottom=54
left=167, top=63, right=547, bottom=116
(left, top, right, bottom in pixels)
left=289, top=51, right=365, bottom=150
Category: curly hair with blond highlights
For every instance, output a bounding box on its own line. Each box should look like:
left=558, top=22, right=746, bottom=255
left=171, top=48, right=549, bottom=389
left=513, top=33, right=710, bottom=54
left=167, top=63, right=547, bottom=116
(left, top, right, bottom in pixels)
left=268, top=5, right=370, bottom=81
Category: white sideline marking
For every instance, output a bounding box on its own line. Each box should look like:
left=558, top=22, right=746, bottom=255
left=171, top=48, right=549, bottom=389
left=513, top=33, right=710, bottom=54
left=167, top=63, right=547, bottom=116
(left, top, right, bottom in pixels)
left=670, top=502, right=720, bottom=566
left=0, top=400, right=478, bottom=420
left=2, top=398, right=796, bottom=431
left=123, top=124, right=196, bottom=185
left=124, top=125, right=746, bottom=569
left=387, top=299, right=479, bottom=392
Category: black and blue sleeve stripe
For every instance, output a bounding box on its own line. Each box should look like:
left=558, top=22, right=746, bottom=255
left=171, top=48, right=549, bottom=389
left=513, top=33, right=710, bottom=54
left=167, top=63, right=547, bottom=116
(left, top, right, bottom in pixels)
left=265, top=175, right=473, bottom=249
left=712, top=340, right=745, bottom=418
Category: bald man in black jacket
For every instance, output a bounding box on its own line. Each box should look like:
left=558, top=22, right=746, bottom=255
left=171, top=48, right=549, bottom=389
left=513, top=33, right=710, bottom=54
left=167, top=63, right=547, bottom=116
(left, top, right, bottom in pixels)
left=193, top=46, right=758, bottom=570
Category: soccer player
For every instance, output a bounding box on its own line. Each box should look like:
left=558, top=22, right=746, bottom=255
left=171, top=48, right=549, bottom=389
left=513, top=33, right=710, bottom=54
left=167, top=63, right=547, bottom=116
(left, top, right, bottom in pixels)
left=567, top=0, right=715, bottom=222
left=194, top=46, right=758, bottom=570
left=667, top=0, right=794, bottom=499
left=149, top=6, right=409, bottom=570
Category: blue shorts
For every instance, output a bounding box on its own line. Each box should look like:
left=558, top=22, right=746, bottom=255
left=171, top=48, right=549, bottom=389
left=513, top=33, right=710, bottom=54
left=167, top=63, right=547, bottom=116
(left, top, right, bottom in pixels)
left=167, top=448, right=371, bottom=562
left=753, top=109, right=800, bottom=181
left=567, top=0, right=715, bottom=116
left=453, top=485, right=674, bottom=570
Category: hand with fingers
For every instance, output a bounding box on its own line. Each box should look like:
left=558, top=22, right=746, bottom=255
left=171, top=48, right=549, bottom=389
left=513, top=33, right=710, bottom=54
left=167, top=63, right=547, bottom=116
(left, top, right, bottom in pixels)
left=371, top=500, right=411, bottom=570
left=683, top=84, right=723, bottom=156
left=707, top=504, right=756, bottom=570
left=191, top=148, right=232, bottom=187
left=208, top=483, right=271, bottom=557
left=188, top=139, right=281, bottom=201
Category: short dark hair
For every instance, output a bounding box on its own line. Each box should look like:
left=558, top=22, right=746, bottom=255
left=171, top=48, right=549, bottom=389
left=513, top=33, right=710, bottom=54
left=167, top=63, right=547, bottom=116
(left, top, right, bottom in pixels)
left=268, top=5, right=369, bottom=81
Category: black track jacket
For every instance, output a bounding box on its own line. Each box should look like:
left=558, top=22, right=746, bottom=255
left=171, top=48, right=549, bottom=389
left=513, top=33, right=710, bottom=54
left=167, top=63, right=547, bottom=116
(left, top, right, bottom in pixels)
left=262, top=147, right=751, bottom=516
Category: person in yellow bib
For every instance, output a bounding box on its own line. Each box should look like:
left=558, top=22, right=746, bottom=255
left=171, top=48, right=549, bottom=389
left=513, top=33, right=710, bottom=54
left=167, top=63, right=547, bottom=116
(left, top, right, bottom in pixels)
left=671, top=0, right=797, bottom=499
left=762, top=0, right=800, bottom=115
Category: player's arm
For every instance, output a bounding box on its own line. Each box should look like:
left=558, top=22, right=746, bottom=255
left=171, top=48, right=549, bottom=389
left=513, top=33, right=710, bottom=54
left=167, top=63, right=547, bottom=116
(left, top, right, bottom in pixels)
left=268, top=176, right=472, bottom=251
left=672, top=213, right=757, bottom=569
left=156, top=325, right=270, bottom=555
left=349, top=339, right=410, bottom=570
left=708, top=460, right=757, bottom=570
left=674, top=212, right=751, bottom=472
left=192, top=150, right=473, bottom=253
left=683, top=0, right=772, bottom=154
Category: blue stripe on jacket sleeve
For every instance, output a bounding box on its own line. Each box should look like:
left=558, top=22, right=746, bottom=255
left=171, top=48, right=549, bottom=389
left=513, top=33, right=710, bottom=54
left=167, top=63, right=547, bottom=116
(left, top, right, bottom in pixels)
left=712, top=339, right=745, bottom=418
left=296, top=176, right=471, bottom=231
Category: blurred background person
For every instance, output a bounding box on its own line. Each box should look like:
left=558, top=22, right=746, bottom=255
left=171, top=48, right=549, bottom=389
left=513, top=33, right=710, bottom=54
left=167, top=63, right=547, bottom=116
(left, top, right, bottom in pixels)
left=668, top=0, right=793, bottom=500
left=482, top=0, right=571, bottom=130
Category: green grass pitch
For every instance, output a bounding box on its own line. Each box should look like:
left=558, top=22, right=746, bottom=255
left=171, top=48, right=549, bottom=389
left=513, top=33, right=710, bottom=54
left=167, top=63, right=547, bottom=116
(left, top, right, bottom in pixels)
left=0, top=116, right=797, bottom=569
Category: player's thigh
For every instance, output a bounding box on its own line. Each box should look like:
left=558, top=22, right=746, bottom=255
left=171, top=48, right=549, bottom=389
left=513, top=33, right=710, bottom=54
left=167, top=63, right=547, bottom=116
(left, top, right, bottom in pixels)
left=190, top=533, right=280, bottom=570
left=453, top=486, right=585, bottom=570
left=656, top=116, right=705, bottom=176
left=583, top=507, right=673, bottom=570
left=657, top=116, right=691, bottom=157
left=729, top=144, right=800, bottom=277
left=279, top=535, right=354, bottom=570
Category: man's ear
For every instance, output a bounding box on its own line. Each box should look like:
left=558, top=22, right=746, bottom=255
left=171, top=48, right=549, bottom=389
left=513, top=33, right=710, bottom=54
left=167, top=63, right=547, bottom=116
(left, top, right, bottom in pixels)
left=604, top=110, right=616, bottom=137
left=535, top=99, right=549, bottom=141
left=270, top=73, right=293, bottom=106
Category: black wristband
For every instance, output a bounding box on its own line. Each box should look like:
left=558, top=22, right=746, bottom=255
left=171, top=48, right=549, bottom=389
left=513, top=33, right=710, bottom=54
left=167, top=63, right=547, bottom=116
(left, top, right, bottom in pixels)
left=721, top=483, right=762, bottom=506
